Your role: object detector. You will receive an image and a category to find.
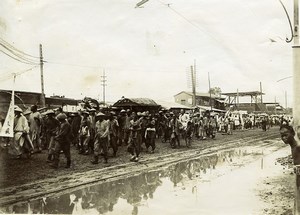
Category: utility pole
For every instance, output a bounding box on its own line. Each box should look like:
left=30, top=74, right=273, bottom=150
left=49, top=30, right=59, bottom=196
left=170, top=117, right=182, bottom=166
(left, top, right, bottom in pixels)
left=194, top=59, right=197, bottom=106
left=101, top=69, right=107, bottom=105
left=291, top=0, right=300, bottom=214
left=237, top=88, right=239, bottom=111
left=275, top=96, right=277, bottom=115
left=285, top=91, right=288, bottom=110
left=191, top=65, right=196, bottom=107
left=39, top=44, right=46, bottom=107
left=260, top=82, right=263, bottom=104
left=208, top=72, right=212, bottom=111
left=293, top=0, right=300, bottom=126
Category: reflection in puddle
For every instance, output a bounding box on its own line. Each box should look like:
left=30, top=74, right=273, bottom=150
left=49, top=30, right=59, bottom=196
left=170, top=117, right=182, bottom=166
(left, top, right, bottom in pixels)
left=2, top=145, right=287, bottom=215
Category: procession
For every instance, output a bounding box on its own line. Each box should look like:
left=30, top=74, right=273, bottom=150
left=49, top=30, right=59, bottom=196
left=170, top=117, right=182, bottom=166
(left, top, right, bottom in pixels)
left=1, top=0, right=300, bottom=214
left=2, top=102, right=287, bottom=169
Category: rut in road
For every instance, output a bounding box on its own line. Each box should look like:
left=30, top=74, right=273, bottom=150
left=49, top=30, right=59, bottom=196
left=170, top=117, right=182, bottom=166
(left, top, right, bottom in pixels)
left=0, top=130, right=280, bottom=206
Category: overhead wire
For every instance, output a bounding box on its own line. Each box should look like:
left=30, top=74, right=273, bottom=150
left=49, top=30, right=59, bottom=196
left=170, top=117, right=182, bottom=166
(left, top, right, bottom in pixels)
left=154, top=0, right=248, bottom=73
left=0, top=43, right=40, bottom=64
left=155, top=0, right=222, bottom=45
left=0, top=37, right=39, bottom=59
left=0, top=49, right=39, bottom=65
left=0, top=66, right=38, bottom=83
left=0, top=37, right=40, bottom=66
left=43, top=60, right=101, bottom=69
left=0, top=66, right=38, bottom=82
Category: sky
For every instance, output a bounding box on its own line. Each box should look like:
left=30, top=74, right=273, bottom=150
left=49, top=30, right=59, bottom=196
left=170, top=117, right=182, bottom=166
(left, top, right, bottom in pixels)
left=0, top=0, right=295, bottom=107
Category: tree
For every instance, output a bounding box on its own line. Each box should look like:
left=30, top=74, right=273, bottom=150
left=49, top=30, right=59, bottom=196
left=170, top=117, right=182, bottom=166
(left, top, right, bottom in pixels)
left=209, top=87, right=222, bottom=97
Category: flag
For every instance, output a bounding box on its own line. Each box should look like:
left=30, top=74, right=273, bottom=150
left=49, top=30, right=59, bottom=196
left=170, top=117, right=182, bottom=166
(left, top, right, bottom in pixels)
left=0, top=91, right=14, bottom=137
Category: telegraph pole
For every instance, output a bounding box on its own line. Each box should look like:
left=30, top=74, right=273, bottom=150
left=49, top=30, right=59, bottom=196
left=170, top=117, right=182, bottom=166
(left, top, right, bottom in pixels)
left=293, top=0, right=300, bottom=128
left=285, top=91, right=288, bottom=110
left=208, top=72, right=212, bottom=111
left=39, top=44, right=46, bottom=107
left=237, top=88, right=239, bottom=111
left=101, top=69, right=107, bottom=104
left=191, top=65, right=196, bottom=107
left=278, top=1, right=300, bottom=212
left=260, top=82, right=263, bottom=104
left=275, top=96, right=277, bottom=115
left=194, top=59, right=197, bottom=105
left=291, top=1, right=300, bottom=214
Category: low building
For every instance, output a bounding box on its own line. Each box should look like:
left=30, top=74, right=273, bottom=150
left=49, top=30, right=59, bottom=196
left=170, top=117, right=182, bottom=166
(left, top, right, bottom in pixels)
left=0, top=90, right=79, bottom=120
left=174, top=91, right=225, bottom=110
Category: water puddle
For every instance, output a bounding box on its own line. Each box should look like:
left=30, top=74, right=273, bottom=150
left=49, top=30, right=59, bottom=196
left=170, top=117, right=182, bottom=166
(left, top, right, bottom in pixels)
left=2, top=141, right=289, bottom=214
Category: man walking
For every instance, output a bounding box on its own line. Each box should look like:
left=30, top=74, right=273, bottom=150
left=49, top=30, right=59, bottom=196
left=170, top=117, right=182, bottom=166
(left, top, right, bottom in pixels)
left=44, top=110, right=60, bottom=162
left=169, top=112, right=181, bottom=148
left=108, top=111, right=119, bottom=157
left=91, top=112, right=109, bottom=164
left=29, top=105, right=42, bottom=153
left=128, top=113, right=142, bottom=162
left=50, top=113, right=71, bottom=169
left=9, top=106, right=32, bottom=158
left=78, top=111, right=91, bottom=155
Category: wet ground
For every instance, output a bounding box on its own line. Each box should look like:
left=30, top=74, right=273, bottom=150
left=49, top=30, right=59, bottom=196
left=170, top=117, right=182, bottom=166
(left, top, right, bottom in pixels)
left=1, top=137, right=290, bottom=215
left=0, top=128, right=280, bottom=207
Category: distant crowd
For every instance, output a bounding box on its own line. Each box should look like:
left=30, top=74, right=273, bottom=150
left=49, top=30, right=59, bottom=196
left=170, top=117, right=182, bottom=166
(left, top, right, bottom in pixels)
left=1, top=104, right=289, bottom=169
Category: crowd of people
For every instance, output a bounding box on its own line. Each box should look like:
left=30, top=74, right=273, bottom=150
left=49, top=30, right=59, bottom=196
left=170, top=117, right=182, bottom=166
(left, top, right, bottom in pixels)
left=2, top=104, right=287, bottom=169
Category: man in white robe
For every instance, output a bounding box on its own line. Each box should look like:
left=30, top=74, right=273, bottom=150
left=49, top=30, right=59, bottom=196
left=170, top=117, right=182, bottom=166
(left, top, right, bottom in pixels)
left=9, top=106, right=30, bottom=157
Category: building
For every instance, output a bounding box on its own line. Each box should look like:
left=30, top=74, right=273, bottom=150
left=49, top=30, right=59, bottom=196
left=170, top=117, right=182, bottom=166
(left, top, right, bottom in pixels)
left=174, top=91, right=225, bottom=110
left=0, top=90, right=79, bottom=120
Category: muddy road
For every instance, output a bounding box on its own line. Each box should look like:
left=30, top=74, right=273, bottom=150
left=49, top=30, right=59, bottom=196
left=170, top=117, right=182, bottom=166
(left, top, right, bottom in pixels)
left=0, top=128, right=288, bottom=214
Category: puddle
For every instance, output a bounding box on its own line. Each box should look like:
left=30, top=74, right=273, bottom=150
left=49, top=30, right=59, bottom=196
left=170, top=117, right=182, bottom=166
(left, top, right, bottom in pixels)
left=1, top=141, right=289, bottom=215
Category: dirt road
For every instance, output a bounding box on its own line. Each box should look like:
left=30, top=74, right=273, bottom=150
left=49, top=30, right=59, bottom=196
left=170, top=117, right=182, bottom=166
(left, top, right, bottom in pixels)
left=0, top=127, right=281, bottom=207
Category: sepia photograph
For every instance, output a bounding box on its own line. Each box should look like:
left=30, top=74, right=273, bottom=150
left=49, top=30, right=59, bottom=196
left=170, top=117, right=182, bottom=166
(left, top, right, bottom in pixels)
left=0, top=0, right=300, bottom=214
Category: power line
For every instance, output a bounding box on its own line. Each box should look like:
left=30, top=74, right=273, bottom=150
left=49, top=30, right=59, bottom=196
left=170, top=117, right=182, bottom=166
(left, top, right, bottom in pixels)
left=44, top=60, right=191, bottom=74
left=155, top=0, right=244, bottom=72
left=155, top=0, right=218, bottom=39
left=0, top=43, right=40, bottom=64
left=0, top=49, right=39, bottom=65
left=0, top=37, right=39, bottom=59
left=0, top=42, right=39, bottom=63
left=43, top=60, right=102, bottom=69
left=0, top=66, right=38, bottom=83
left=0, top=66, right=38, bottom=81
left=277, top=75, right=292, bottom=82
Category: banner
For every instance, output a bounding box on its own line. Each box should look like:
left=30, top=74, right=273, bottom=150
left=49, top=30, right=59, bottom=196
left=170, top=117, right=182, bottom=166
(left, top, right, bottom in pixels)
left=0, top=91, right=15, bottom=137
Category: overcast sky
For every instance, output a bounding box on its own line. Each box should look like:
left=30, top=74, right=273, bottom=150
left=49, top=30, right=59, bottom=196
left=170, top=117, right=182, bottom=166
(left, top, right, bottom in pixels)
left=0, top=0, right=294, bottom=107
